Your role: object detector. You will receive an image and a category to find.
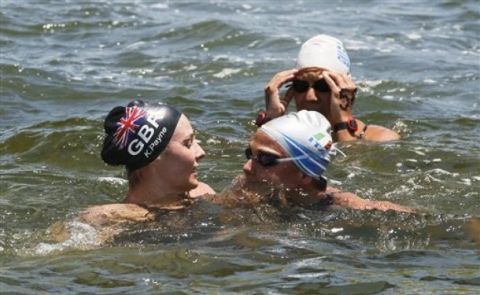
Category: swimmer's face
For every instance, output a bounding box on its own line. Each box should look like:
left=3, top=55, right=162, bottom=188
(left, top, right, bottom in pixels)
left=242, top=130, right=306, bottom=189
left=292, top=67, right=331, bottom=113
left=153, top=114, right=205, bottom=192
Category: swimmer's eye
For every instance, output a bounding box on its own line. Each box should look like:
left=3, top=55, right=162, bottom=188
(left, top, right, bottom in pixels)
left=183, top=140, right=192, bottom=148
left=183, top=136, right=194, bottom=148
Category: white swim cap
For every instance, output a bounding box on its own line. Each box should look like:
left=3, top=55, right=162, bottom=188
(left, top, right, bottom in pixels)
left=260, top=110, right=333, bottom=179
left=296, top=34, right=351, bottom=74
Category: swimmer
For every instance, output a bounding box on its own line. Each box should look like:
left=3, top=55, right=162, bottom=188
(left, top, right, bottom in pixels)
left=261, top=34, right=400, bottom=142
left=237, top=110, right=410, bottom=211
left=467, top=217, right=480, bottom=246
left=81, top=100, right=215, bottom=227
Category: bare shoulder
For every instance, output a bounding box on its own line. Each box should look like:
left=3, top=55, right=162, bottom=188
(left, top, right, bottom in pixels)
left=364, top=124, right=400, bottom=142
left=332, top=191, right=413, bottom=213
left=190, top=181, right=215, bottom=198
left=203, top=175, right=268, bottom=208
left=80, top=203, right=154, bottom=226
left=467, top=218, right=480, bottom=246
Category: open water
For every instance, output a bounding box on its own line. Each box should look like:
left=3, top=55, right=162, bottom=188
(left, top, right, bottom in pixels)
left=1, top=0, right=479, bottom=294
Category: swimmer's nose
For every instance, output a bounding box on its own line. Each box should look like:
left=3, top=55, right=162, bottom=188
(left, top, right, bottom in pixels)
left=243, top=159, right=253, bottom=174
left=304, top=87, right=318, bottom=101
left=194, top=140, right=205, bottom=161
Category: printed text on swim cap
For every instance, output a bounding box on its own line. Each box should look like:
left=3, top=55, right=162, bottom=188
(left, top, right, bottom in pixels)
left=127, top=114, right=166, bottom=157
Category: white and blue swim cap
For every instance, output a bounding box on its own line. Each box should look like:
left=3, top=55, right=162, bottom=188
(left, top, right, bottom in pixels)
left=260, top=110, right=333, bottom=179
left=296, top=34, right=351, bottom=75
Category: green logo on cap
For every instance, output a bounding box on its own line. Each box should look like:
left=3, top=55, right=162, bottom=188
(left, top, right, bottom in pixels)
left=312, top=132, right=325, bottom=141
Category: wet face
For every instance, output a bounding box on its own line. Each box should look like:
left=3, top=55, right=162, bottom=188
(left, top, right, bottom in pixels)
left=151, top=114, right=205, bottom=192
left=292, top=67, right=331, bottom=115
left=242, top=130, right=306, bottom=190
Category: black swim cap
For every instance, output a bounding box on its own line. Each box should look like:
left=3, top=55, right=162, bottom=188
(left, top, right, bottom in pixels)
left=101, top=100, right=181, bottom=171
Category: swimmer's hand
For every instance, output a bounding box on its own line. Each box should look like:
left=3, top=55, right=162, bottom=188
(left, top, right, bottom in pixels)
left=265, top=69, right=297, bottom=119
left=322, top=71, right=357, bottom=124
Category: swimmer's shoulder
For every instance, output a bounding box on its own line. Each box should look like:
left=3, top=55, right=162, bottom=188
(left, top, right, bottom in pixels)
left=191, top=181, right=215, bottom=198
left=362, top=122, right=400, bottom=142
left=80, top=203, right=154, bottom=227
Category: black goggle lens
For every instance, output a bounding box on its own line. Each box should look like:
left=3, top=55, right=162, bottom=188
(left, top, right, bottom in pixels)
left=292, top=79, right=330, bottom=93
left=313, top=79, right=330, bottom=92
left=292, top=79, right=309, bottom=92
left=245, top=147, right=279, bottom=167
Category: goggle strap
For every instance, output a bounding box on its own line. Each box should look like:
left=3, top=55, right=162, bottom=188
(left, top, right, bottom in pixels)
left=275, top=154, right=310, bottom=163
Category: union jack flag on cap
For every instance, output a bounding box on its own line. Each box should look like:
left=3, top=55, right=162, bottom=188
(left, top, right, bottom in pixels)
left=113, top=106, right=145, bottom=149
left=101, top=100, right=182, bottom=171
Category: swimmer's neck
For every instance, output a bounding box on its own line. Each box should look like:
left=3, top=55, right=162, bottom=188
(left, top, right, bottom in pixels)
left=275, top=184, right=331, bottom=207
left=124, top=185, right=191, bottom=208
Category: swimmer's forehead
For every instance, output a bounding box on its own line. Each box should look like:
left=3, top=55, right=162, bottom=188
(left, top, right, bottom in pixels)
left=250, top=130, right=287, bottom=156
left=295, top=67, right=326, bottom=80
left=170, top=115, right=194, bottom=141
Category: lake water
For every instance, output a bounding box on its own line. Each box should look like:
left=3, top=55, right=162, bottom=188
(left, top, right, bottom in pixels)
left=1, top=0, right=479, bottom=293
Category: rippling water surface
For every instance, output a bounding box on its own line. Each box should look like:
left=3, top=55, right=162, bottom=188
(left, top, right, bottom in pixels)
left=1, top=0, right=479, bottom=293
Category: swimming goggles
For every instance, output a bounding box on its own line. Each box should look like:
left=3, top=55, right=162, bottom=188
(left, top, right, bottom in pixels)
left=245, top=147, right=308, bottom=167
left=292, top=79, right=330, bottom=93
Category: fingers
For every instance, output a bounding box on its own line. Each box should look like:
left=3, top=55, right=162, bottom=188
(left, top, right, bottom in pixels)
left=266, top=68, right=298, bottom=90
left=323, top=72, right=357, bottom=93
left=265, top=69, right=298, bottom=118
left=282, top=87, right=295, bottom=106
left=323, top=72, right=356, bottom=117
left=323, top=72, right=341, bottom=93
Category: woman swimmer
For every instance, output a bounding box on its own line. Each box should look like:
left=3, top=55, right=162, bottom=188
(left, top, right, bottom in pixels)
left=81, top=100, right=215, bottom=226
left=228, top=110, right=411, bottom=212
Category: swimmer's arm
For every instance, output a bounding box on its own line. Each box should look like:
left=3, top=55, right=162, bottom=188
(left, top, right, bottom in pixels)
left=332, top=192, right=413, bottom=213
left=279, top=87, right=294, bottom=109
left=265, top=69, right=297, bottom=119
left=80, top=203, right=154, bottom=227
left=332, top=120, right=400, bottom=142
left=320, top=72, right=400, bottom=142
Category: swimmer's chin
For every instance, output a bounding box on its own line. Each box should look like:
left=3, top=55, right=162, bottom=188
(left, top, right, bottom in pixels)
left=188, top=176, right=200, bottom=189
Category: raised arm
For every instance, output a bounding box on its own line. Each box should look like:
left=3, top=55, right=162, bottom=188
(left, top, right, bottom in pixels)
left=264, top=69, right=298, bottom=120
left=323, top=71, right=400, bottom=142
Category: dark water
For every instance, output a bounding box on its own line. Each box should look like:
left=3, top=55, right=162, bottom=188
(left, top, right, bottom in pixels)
left=1, top=0, right=479, bottom=293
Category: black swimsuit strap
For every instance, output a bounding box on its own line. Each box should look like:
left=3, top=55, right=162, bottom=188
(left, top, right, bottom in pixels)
left=135, top=198, right=195, bottom=217
left=135, top=203, right=169, bottom=217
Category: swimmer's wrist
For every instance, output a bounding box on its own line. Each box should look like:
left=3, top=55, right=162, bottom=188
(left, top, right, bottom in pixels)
left=332, top=118, right=358, bottom=134
left=264, top=85, right=277, bottom=96
left=331, top=112, right=352, bottom=125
